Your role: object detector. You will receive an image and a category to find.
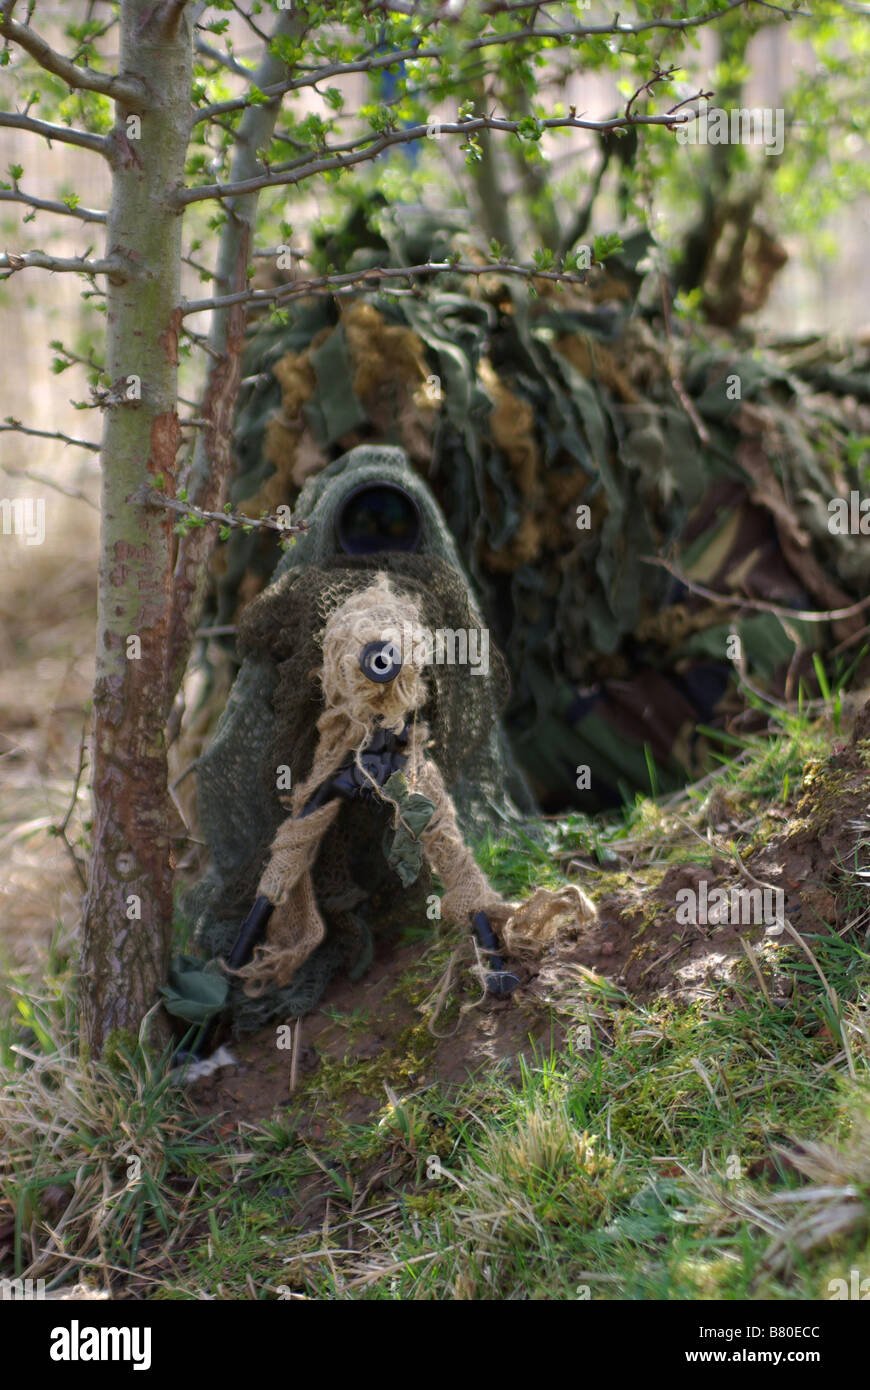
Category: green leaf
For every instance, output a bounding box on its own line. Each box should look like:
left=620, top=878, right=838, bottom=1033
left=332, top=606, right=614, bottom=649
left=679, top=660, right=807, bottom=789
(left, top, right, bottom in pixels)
left=516, top=114, right=544, bottom=142
left=593, top=232, right=624, bottom=263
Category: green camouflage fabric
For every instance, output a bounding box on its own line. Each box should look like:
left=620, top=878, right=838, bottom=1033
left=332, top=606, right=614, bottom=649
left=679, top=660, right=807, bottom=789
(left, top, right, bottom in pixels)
left=203, top=207, right=869, bottom=813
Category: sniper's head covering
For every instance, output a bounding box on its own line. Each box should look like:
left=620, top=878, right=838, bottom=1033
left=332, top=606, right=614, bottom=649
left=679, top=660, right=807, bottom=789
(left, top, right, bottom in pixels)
left=183, top=444, right=533, bottom=1034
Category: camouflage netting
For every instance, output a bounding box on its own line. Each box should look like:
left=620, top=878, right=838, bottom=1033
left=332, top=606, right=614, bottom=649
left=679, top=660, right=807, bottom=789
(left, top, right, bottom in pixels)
left=201, top=211, right=870, bottom=813
left=185, top=446, right=536, bottom=1035
left=177, top=210, right=870, bottom=1032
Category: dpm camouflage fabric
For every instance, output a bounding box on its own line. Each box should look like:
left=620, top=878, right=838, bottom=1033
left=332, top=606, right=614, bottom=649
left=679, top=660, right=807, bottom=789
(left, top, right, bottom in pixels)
left=205, top=211, right=868, bottom=813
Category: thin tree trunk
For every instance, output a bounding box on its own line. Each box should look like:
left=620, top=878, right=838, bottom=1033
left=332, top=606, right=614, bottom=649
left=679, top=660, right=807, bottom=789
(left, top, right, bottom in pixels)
left=169, top=8, right=304, bottom=696
left=466, top=78, right=515, bottom=256
left=80, top=0, right=193, bottom=1056
left=508, top=80, right=561, bottom=251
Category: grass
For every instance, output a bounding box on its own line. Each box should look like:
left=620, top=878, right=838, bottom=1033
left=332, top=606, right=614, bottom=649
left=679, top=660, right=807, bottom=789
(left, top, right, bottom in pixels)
left=158, top=935, right=870, bottom=1301
left=2, top=702, right=870, bottom=1299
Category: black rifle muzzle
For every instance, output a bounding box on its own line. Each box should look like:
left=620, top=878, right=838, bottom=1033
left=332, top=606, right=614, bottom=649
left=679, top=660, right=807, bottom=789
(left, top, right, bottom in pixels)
left=359, top=640, right=403, bottom=684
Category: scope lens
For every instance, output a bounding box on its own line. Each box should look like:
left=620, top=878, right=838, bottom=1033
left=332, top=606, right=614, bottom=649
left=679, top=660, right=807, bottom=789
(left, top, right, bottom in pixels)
left=336, top=483, right=422, bottom=555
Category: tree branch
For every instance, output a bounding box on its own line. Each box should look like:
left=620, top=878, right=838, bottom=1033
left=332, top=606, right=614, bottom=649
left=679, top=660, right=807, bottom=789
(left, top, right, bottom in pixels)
left=1, top=462, right=99, bottom=509
left=194, top=34, right=255, bottom=80
left=641, top=555, right=870, bottom=624
left=168, top=4, right=307, bottom=696
left=141, top=484, right=308, bottom=536
left=0, top=418, right=101, bottom=451
left=192, top=1, right=755, bottom=124
left=0, top=13, right=146, bottom=105
left=53, top=715, right=89, bottom=890
left=0, top=249, right=126, bottom=279
left=226, top=0, right=270, bottom=45
left=181, top=257, right=590, bottom=317
left=0, top=188, right=107, bottom=223
left=178, top=108, right=698, bottom=205
left=0, top=110, right=109, bottom=155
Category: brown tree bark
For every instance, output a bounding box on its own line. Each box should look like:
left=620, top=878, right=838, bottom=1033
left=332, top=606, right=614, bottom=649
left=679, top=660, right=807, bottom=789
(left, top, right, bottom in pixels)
left=80, top=0, right=193, bottom=1056
left=80, top=3, right=304, bottom=1056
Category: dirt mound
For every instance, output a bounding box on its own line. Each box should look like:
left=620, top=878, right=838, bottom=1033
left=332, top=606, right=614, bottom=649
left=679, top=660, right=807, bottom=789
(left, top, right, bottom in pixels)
left=187, top=931, right=581, bottom=1127
left=187, top=706, right=870, bottom=1125
left=590, top=706, right=870, bottom=1001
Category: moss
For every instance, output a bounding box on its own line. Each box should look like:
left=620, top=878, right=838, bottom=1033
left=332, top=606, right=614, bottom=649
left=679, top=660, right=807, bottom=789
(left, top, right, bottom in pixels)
left=101, top=1027, right=141, bottom=1072
left=584, top=867, right=666, bottom=900
left=794, top=762, right=863, bottom=833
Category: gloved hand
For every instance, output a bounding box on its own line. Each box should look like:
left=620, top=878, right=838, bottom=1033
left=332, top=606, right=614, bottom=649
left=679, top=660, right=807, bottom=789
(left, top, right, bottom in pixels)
left=302, top=723, right=409, bottom=814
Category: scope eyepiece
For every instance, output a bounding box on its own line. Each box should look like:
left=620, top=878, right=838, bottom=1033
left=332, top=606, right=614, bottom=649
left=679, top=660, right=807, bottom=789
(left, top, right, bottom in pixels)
left=336, top=482, right=422, bottom=555
left=359, top=640, right=403, bottom=684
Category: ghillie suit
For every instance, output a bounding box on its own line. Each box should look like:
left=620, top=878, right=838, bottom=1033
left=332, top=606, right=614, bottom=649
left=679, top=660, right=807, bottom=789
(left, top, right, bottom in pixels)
left=204, top=208, right=869, bottom=812
left=180, top=447, right=590, bottom=1036
left=230, top=570, right=593, bottom=1007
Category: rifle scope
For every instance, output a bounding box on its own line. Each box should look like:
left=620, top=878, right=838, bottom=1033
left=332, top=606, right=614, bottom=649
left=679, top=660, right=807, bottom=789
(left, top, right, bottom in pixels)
left=335, top=482, right=422, bottom=555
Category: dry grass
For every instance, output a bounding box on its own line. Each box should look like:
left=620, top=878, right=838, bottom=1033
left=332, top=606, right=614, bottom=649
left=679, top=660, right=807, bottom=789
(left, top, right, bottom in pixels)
left=0, top=1006, right=211, bottom=1293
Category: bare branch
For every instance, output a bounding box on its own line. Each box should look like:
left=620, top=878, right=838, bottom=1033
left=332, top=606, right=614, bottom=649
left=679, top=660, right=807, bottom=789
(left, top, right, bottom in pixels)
left=0, top=13, right=145, bottom=104
left=0, top=110, right=108, bottom=155
left=641, top=556, right=870, bottom=624
left=0, top=419, right=101, bottom=451
left=182, top=251, right=218, bottom=280
left=194, top=35, right=255, bottom=80
left=192, top=1, right=754, bottom=125
left=0, top=188, right=107, bottom=223
left=226, top=0, right=270, bottom=45
left=180, top=107, right=698, bottom=205
left=182, top=257, right=590, bottom=317
left=0, top=249, right=126, bottom=279
left=179, top=324, right=223, bottom=360
left=626, top=64, right=704, bottom=124
left=1, top=462, right=99, bottom=509
left=658, top=272, right=710, bottom=446
left=53, top=716, right=89, bottom=890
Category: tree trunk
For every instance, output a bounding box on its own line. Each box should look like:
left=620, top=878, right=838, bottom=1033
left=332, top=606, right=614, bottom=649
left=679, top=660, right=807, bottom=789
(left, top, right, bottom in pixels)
left=169, top=8, right=304, bottom=696
left=467, top=78, right=515, bottom=256
left=80, top=0, right=192, bottom=1056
